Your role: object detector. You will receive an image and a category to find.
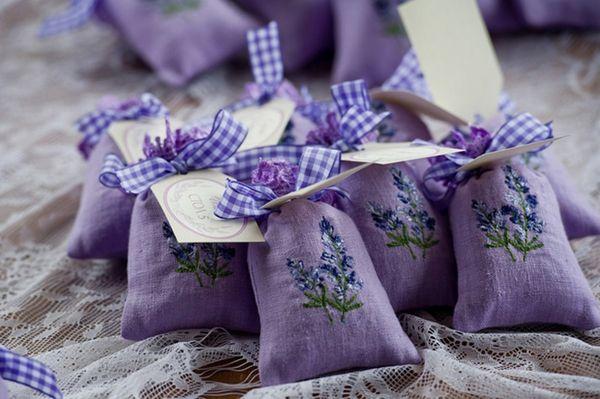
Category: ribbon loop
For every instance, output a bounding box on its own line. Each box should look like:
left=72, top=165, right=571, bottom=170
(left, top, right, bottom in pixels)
left=331, top=79, right=371, bottom=114
left=99, top=109, right=247, bottom=194
left=247, top=21, right=284, bottom=101
left=332, top=106, right=390, bottom=152
left=77, top=93, right=168, bottom=159
left=295, top=147, right=341, bottom=190
left=0, top=347, right=63, bottom=399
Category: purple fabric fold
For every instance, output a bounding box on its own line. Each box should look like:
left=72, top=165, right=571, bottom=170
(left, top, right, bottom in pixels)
left=122, top=192, right=260, bottom=340
left=450, top=163, right=600, bottom=332
left=247, top=199, right=420, bottom=386
left=68, top=134, right=134, bottom=259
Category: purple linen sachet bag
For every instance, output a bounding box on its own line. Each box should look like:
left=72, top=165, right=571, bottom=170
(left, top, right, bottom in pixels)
left=423, top=115, right=600, bottom=331
left=215, top=148, right=420, bottom=386
left=124, top=193, right=259, bottom=339
left=312, top=80, right=457, bottom=311
left=389, top=50, right=600, bottom=239
left=41, top=0, right=258, bottom=86
left=68, top=134, right=135, bottom=259
left=450, top=163, right=600, bottom=332
left=68, top=94, right=168, bottom=259
left=100, top=110, right=260, bottom=339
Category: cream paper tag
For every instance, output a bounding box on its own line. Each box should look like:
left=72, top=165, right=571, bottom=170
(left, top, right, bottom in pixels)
left=342, top=141, right=462, bottom=165
left=151, top=170, right=264, bottom=243
left=370, top=89, right=468, bottom=128
left=109, top=118, right=177, bottom=163
left=398, top=0, right=503, bottom=124
left=262, top=162, right=373, bottom=210
left=233, top=97, right=295, bottom=151
left=458, top=137, right=563, bottom=172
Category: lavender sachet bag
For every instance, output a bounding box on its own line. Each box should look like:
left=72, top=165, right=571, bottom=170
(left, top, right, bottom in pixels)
left=228, top=22, right=319, bottom=145
left=68, top=94, right=168, bottom=259
left=41, top=0, right=258, bottom=86
left=424, top=114, right=600, bottom=332
left=100, top=110, right=260, bottom=339
left=381, top=49, right=600, bottom=239
left=304, top=80, right=457, bottom=312
left=215, top=147, right=420, bottom=386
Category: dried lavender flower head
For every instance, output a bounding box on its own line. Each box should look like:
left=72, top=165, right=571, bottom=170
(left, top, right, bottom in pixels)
left=143, top=117, right=207, bottom=161
left=251, top=158, right=299, bottom=196
left=306, top=112, right=342, bottom=147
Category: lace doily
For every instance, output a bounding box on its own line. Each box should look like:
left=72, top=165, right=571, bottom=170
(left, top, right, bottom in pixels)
left=1, top=1, right=600, bottom=397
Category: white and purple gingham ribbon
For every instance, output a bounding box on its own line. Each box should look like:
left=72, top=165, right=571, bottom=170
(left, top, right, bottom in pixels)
left=77, top=93, right=168, bottom=159
left=0, top=347, right=62, bottom=399
left=219, top=144, right=306, bottom=182
left=215, top=147, right=342, bottom=219
left=382, top=48, right=515, bottom=116
left=226, top=22, right=285, bottom=112
left=99, top=109, right=247, bottom=194
left=39, top=0, right=98, bottom=37
left=328, top=80, right=390, bottom=152
left=423, top=113, right=553, bottom=205
left=296, top=86, right=333, bottom=125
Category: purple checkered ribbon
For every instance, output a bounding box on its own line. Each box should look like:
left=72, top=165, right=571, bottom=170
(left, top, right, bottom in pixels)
left=0, top=347, right=62, bottom=399
left=326, top=80, right=390, bottom=152
left=381, top=48, right=515, bottom=116
left=215, top=147, right=341, bottom=219
left=225, top=22, right=285, bottom=112
left=219, top=144, right=306, bottom=181
left=332, top=105, right=390, bottom=152
left=296, top=86, right=333, bottom=125
left=331, top=79, right=371, bottom=115
left=77, top=93, right=168, bottom=159
left=99, top=109, right=247, bottom=194
left=39, top=0, right=98, bottom=37
left=422, top=113, right=553, bottom=205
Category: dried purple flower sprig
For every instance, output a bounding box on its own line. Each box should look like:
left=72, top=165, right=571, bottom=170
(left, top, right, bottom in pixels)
left=143, top=118, right=208, bottom=161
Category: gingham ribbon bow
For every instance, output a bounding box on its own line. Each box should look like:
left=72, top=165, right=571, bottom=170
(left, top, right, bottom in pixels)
left=328, top=80, right=390, bottom=152
left=423, top=113, right=553, bottom=203
left=39, top=0, right=98, bottom=37
left=77, top=93, right=168, bottom=159
left=99, top=109, right=247, bottom=194
left=0, top=347, right=63, bottom=399
left=215, top=147, right=341, bottom=219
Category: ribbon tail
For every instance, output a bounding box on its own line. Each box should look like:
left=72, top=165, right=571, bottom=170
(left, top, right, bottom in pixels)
left=39, top=0, right=98, bottom=37
left=98, top=154, right=126, bottom=188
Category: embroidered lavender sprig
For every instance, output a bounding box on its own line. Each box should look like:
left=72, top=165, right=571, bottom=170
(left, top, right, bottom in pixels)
left=163, top=222, right=235, bottom=287
left=287, top=217, right=363, bottom=324
left=306, top=112, right=342, bottom=147
left=472, top=165, right=544, bottom=262
left=368, top=167, right=438, bottom=259
left=143, top=118, right=206, bottom=161
left=251, top=158, right=299, bottom=196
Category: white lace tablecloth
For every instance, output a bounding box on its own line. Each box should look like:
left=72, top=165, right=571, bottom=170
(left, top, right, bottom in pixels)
left=2, top=1, right=600, bottom=398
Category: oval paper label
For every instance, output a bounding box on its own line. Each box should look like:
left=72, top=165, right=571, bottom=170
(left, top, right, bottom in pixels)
left=163, top=178, right=247, bottom=240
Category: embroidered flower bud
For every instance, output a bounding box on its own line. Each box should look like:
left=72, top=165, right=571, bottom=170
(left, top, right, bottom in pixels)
left=143, top=118, right=207, bottom=161
left=251, top=158, right=299, bottom=196
left=306, top=112, right=342, bottom=146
